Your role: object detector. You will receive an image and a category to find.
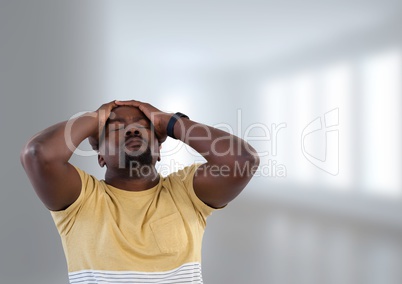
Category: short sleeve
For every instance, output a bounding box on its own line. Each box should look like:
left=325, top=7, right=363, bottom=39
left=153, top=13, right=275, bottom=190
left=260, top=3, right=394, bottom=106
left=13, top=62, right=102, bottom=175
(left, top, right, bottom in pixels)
left=169, top=163, right=218, bottom=223
left=50, top=166, right=97, bottom=236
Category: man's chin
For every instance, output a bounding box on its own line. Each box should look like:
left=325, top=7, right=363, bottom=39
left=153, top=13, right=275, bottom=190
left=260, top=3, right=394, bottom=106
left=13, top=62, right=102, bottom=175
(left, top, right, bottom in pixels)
left=123, top=148, right=153, bottom=168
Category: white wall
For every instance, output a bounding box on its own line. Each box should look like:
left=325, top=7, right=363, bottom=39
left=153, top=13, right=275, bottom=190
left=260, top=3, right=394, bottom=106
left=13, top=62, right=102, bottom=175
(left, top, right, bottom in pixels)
left=0, top=1, right=107, bottom=283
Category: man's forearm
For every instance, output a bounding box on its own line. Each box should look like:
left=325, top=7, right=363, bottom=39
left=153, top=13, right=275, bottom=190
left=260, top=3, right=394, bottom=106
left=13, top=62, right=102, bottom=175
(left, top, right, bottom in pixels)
left=22, top=112, right=99, bottom=164
left=172, top=118, right=259, bottom=167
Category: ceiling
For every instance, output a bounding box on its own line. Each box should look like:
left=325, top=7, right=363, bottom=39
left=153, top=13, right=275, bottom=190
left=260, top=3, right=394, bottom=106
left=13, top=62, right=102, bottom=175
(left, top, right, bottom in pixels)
left=103, top=0, right=402, bottom=68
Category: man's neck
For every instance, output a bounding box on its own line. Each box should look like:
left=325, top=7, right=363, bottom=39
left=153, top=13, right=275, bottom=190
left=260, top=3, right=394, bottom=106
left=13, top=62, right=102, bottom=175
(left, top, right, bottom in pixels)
left=104, top=166, right=160, bottom=192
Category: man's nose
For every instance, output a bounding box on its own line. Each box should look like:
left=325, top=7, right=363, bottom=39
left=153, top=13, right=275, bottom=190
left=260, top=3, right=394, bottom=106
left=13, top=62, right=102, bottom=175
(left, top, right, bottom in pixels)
left=125, top=128, right=141, bottom=137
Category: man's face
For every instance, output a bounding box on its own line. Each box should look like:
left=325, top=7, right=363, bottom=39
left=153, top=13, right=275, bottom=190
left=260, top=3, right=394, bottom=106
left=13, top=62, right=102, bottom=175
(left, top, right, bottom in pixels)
left=98, top=106, right=160, bottom=169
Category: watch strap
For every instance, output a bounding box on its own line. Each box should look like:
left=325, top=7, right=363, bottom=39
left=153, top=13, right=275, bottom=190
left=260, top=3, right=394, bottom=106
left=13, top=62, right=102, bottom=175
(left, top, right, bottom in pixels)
left=166, top=112, right=189, bottom=139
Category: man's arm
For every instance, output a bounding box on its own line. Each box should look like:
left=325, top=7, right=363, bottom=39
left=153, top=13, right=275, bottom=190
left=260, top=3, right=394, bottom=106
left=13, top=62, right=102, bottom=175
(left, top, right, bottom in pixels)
left=115, top=100, right=260, bottom=209
left=20, top=101, right=117, bottom=211
left=174, top=117, right=260, bottom=208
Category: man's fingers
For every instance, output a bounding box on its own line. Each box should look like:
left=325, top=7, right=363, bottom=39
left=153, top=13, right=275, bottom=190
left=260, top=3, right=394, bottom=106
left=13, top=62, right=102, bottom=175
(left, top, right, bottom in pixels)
left=112, top=100, right=168, bottom=143
left=115, top=100, right=142, bottom=107
left=115, top=100, right=160, bottom=120
left=115, top=100, right=157, bottom=113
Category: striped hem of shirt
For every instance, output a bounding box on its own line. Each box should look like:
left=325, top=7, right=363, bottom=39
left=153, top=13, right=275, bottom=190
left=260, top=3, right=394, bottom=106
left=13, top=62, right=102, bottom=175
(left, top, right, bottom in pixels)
left=68, top=262, right=203, bottom=284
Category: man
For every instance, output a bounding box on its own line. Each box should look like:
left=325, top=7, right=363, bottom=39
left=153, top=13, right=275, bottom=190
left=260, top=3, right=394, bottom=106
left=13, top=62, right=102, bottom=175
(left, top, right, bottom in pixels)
left=21, top=100, right=259, bottom=284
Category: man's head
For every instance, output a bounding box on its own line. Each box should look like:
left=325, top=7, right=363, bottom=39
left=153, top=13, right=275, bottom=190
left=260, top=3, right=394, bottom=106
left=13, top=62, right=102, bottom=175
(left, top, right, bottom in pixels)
left=97, top=106, right=161, bottom=172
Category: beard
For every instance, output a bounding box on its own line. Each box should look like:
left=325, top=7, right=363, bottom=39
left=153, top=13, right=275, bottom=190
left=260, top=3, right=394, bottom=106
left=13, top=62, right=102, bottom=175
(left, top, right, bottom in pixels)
left=123, top=146, right=153, bottom=169
left=122, top=146, right=157, bottom=179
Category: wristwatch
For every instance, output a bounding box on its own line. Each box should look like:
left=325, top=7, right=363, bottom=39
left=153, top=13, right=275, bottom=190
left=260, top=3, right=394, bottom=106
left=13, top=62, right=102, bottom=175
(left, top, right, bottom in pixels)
left=167, top=112, right=189, bottom=139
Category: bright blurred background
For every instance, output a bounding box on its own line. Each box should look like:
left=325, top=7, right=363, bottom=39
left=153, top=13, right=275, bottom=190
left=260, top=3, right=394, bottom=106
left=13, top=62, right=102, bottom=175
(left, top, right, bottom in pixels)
left=1, top=0, right=401, bottom=283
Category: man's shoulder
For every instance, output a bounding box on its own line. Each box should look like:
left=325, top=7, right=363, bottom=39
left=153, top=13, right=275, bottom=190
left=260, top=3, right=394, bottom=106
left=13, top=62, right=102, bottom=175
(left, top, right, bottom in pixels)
left=71, top=166, right=105, bottom=195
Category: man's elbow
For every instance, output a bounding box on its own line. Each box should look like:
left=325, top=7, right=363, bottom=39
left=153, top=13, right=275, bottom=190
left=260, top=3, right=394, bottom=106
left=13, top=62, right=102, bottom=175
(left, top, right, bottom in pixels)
left=229, top=145, right=260, bottom=180
left=20, top=140, right=49, bottom=168
left=241, top=144, right=260, bottom=167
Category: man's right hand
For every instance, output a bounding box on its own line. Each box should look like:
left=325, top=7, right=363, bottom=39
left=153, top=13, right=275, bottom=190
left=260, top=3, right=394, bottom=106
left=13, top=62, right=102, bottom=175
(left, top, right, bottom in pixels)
left=88, top=100, right=119, bottom=151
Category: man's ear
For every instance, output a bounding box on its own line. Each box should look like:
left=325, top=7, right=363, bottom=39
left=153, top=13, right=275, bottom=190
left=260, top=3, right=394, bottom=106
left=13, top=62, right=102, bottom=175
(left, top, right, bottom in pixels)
left=98, top=154, right=106, bottom=168
left=157, top=143, right=162, bottom=162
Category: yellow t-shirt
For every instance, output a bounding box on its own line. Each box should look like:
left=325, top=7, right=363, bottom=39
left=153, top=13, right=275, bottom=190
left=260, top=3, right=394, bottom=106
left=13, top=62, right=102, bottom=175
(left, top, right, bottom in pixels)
left=50, top=164, right=216, bottom=284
